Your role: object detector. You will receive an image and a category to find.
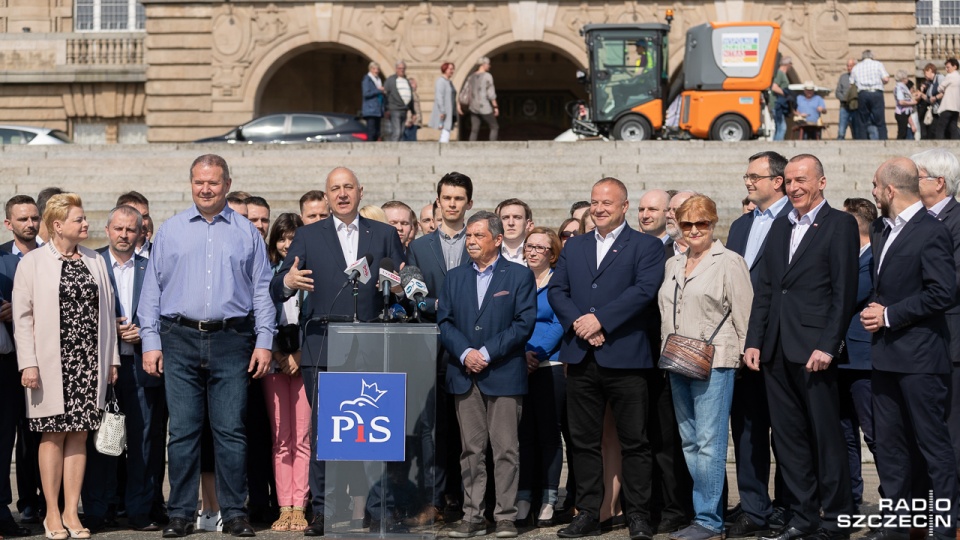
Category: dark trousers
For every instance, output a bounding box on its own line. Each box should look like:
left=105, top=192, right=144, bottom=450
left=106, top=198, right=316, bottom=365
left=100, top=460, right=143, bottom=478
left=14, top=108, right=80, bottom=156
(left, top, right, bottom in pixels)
left=838, top=369, right=875, bottom=506
left=945, top=363, right=960, bottom=509
left=873, top=370, right=957, bottom=536
left=729, top=368, right=786, bottom=523
left=300, top=365, right=327, bottom=518
left=15, top=420, right=41, bottom=516
left=0, top=354, right=22, bottom=522
left=895, top=113, right=912, bottom=140
left=246, top=377, right=276, bottom=514
left=363, top=116, right=381, bottom=142
left=856, top=90, right=887, bottom=140
left=518, top=365, right=566, bottom=502
left=936, top=110, right=960, bottom=140
left=647, top=370, right=693, bottom=523
left=764, top=349, right=853, bottom=532
left=567, top=354, right=652, bottom=519
left=468, top=113, right=499, bottom=141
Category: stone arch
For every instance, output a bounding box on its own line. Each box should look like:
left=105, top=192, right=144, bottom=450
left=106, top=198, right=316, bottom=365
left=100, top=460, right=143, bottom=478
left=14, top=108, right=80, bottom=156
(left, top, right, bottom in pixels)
left=450, top=30, right=588, bottom=89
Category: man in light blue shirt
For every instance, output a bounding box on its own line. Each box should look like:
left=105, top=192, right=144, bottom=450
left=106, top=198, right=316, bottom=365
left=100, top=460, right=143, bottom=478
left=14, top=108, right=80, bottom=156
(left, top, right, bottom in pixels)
left=139, top=154, right=275, bottom=538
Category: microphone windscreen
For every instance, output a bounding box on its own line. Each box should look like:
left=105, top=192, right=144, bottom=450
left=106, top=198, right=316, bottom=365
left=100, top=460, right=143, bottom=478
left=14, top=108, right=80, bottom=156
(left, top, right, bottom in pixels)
left=380, top=257, right=395, bottom=273
left=364, top=253, right=374, bottom=265
left=408, top=265, right=425, bottom=281
left=399, top=265, right=416, bottom=286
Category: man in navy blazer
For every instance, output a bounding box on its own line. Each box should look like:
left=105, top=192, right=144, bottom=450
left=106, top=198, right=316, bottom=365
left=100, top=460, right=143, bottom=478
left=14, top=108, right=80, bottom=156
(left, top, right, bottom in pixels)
left=837, top=198, right=877, bottom=510
left=270, top=167, right=405, bottom=535
left=724, top=151, right=792, bottom=537
left=83, top=205, right=163, bottom=531
left=744, top=154, right=858, bottom=540
left=913, top=148, right=960, bottom=477
left=438, top=211, right=536, bottom=538
left=861, top=158, right=957, bottom=540
left=361, top=62, right=385, bottom=141
left=549, top=178, right=665, bottom=540
left=406, top=172, right=473, bottom=522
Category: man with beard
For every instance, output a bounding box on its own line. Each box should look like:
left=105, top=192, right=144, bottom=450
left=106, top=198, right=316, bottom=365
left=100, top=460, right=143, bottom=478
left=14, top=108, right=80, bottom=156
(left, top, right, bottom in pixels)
left=664, top=191, right=695, bottom=257
left=2, top=195, right=41, bottom=257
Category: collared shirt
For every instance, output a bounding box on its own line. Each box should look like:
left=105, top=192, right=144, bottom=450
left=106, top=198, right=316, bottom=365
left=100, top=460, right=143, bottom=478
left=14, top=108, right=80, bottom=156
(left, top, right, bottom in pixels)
left=744, top=196, right=789, bottom=267
left=929, top=196, right=952, bottom=218
left=11, top=239, right=43, bottom=259
left=459, top=256, right=500, bottom=365
left=787, top=199, right=828, bottom=263
left=138, top=204, right=276, bottom=352
left=108, top=251, right=136, bottom=356
left=333, top=214, right=360, bottom=265
left=659, top=234, right=669, bottom=245
left=850, top=58, right=889, bottom=92
left=878, top=200, right=924, bottom=272
left=501, top=243, right=526, bottom=266
left=595, top=221, right=627, bottom=267
left=439, top=226, right=466, bottom=270
left=136, top=240, right=151, bottom=259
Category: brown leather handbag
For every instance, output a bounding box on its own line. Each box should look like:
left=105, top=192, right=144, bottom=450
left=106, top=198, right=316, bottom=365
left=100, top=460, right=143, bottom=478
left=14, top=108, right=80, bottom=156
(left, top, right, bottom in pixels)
left=659, top=284, right=730, bottom=381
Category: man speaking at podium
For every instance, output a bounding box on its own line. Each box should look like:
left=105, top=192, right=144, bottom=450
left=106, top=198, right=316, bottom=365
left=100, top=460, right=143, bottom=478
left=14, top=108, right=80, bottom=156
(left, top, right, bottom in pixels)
left=270, top=166, right=406, bottom=536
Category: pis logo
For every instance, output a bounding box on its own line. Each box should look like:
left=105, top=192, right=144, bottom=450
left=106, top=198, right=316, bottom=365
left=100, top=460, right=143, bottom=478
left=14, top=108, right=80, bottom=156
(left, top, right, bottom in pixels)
left=331, top=380, right=391, bottom=443
left=316, top=372, right=406, bottom=461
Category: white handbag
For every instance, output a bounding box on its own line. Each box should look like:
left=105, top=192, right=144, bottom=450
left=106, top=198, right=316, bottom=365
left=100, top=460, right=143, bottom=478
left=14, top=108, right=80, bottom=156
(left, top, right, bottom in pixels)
left=93, top=385, right=126, bottom=456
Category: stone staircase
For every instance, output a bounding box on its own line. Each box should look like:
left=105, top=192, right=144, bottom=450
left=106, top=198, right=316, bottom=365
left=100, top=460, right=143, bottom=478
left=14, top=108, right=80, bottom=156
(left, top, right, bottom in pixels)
left=0, top=140, right=956, bottom=248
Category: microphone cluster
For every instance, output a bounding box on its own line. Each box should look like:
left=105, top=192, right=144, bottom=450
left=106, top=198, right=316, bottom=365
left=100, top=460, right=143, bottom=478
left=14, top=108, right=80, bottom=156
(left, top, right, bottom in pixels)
left=342, top=254, right=431, bottom=322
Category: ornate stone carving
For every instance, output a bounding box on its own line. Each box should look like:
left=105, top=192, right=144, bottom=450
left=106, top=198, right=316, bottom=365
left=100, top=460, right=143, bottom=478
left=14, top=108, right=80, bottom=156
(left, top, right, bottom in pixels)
left=402, top=4, right=447, bottom=61
left=210, top=3, right=290, bottom=101
left=810, top=3, right=849, bottom=60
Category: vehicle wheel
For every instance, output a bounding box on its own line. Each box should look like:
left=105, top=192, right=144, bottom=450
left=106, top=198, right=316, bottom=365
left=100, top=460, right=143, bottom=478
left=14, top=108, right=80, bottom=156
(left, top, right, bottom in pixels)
left=710, top=114, right=751, bottom=141
left=612, top=115, right=652, bottom=141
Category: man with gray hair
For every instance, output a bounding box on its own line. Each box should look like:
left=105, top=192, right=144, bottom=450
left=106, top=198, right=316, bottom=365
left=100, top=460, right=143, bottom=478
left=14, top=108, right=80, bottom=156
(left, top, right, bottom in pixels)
left=466, top=57, right=499, bottom=141
left=438, top=210, right=537, bottom=538
left=383, top=60, right=414, bottom=141
left=913, top=148, right=960, bottom=473
left=850, top=49, right=890, bottom=140
left=664, top=191, right=695, bottom=256
left=361, top=61, right=385, bottom=141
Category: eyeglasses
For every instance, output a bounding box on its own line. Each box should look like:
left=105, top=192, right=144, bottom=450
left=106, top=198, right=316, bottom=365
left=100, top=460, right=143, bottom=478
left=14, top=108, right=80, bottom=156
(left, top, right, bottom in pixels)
left=743, top=174, right=778, bottom=183
left=524, top=244, right=551, bottom=254
left=560, top=231, right=577, bottom=239
left=679, top=220, right=712, bottom=232
left=919, top=175, right=941, bottom=181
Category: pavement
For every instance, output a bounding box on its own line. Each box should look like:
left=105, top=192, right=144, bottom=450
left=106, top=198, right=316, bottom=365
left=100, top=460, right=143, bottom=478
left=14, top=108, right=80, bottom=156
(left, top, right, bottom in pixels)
left=6, top=463, right=882, bottom=538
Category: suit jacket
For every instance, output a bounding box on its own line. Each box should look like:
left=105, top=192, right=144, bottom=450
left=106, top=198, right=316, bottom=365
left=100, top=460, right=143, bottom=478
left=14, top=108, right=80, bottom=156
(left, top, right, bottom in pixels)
left=438, top=258, right=537, bottom=396
left=934, top=196, right=960, bottom=364
left=270, top=216, right=406, bottom=367
left=663, top=238, right=676, bottom=259
left=840, top=249, right=874, bottom=370
left=407, top=229, right=470, bottom=321
left=869, top=210, right=956, bottom=374
left=97, top=248, right=156, bottom=387
left=361, top=74, right=384, bottom=117
left=548, top=224, right=666, bottom=369
left=726, top=199, right=795, bottom=288
left=0, top=250, right=18, bottom=340
left=745, top=202, right=859, bottom=363
left=0, top=240, right=13, bottom=255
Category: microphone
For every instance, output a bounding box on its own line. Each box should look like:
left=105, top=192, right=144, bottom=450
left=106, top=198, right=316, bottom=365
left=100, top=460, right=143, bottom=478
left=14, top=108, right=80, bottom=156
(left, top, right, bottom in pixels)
left=344, top=254, right=374, bottom=284
left=400, top=265, right=429, bottom=320
left=379, top=258, right=401, bottom=320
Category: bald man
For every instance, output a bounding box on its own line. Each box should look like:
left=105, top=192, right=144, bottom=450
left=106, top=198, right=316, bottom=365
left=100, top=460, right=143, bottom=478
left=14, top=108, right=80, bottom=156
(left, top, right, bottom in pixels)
left=636, top=190, right=670, bottom=242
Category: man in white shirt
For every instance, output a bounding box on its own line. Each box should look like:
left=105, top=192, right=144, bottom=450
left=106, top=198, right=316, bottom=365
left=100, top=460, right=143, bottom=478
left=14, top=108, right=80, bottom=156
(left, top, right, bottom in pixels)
left=496, top=198, right=533, bottom=265
left=849, top=50, right=890, bottom=140
left=636, top=190, right=670, bottom=242
left=1, top=195, right=41, bottom=258
left=383, top=60, right=414, bottom=142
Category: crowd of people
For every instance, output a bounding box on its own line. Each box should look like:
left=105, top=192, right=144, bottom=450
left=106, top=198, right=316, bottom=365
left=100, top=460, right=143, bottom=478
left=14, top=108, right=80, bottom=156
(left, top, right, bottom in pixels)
left=0, top=148, right=959, bottom=540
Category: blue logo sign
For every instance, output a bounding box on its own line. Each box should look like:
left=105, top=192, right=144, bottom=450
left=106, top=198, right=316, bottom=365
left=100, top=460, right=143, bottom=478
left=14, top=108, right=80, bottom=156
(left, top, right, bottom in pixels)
left=316, top=372, right=406, bottom=461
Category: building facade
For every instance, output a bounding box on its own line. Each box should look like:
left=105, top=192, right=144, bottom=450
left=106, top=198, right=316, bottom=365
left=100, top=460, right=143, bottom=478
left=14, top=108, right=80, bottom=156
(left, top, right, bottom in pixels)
left=0, top=0, right=938, bottom=142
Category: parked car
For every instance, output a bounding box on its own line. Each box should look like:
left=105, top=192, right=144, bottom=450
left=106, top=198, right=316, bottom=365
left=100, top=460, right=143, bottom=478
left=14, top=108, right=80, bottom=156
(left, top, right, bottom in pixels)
left=0, top=125, right=72, bottom=145
left=194, top=113, right=369, bottom=143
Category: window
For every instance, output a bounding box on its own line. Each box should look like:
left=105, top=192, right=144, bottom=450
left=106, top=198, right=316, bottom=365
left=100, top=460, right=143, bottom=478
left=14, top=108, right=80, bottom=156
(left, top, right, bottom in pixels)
left=290, top=115, right=334, bottom=135
left=75, top=0, right=145, bottom=31
left=918, top=0, right=934, bottom=25
left=917, top=0, right=960, bottom=25
left=942, top=0, right=960, bottom=24
left=239, top=116, right=286, bottom=140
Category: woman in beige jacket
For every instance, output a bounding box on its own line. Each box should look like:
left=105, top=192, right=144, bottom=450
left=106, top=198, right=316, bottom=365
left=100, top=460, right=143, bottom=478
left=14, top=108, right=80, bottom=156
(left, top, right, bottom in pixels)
left=13, top=194, right=119, bottom=540
left=657, top=195, right=752, bottom=540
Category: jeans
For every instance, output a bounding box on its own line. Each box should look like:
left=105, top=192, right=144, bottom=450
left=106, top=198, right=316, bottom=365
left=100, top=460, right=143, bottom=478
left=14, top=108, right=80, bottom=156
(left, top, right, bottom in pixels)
left=773, top=115, right=787, bottom=141
left=857, top=91, right=887, bottom=140
left=837, top=106, right=852, bottom=139
left=669, top=369, right=735, bottom=533
left=263, top=373, right=311, bottom=508
left=469, top=112, right=499, bottom=141
left=386, top=110, right=406, bottom=142
left=363, top=116, right=381, bottom=142
left=162, top=317, right=255, bottom=522
left=402, top=125, right=419, bottom=141
left=518, top=365, right=565, bottom=506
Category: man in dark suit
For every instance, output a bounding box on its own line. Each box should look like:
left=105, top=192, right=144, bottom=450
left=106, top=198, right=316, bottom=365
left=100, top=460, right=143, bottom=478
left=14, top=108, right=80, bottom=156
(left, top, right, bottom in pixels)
left=270, top=166, right=405, bottom=535
left=724, top=151, right=792, bottom=537
left=838, top=198, right=878, bottom=509
left=438, top=211, right=536, bottom=539
left=0, top=248, right=28, bottom=537
left=406, top=172, right=473, bottom=524
left=912, top=148, right=960, bottom=480
left=1, top=195, right=40, bottom=257
left=83, top=205, right=163, bottom=531
left=861, top=157, right=957, bottom=540
left=744, top=154, right=859, bottom=540
left=549, top=177, right=666, bottom=540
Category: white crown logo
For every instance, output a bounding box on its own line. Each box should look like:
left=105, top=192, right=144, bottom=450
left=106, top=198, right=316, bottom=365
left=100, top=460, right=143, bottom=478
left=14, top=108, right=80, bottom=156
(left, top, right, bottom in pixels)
left=360, top=380, right=387, bottom=403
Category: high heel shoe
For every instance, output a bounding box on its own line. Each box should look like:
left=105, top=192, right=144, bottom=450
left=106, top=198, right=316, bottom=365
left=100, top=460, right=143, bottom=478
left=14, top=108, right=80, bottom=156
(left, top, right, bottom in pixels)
left=42, top=518, right=69, bottom=540
left=61, top=517, right=90, bottom=540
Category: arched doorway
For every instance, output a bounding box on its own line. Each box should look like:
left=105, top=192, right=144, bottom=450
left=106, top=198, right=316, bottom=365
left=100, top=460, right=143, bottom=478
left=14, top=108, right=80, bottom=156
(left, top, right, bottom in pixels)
left=257, top=46, right=370, bottom=117
left=458, top=45, right=587, bottom=141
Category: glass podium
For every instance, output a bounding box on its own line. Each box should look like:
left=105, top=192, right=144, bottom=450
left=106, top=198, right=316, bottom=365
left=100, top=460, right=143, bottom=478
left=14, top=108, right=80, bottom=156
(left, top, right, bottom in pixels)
left=317, top=323, right=440, bottom=539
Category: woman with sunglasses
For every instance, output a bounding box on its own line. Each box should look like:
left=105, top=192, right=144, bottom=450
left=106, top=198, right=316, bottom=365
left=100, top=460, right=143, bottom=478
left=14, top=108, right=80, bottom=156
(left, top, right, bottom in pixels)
left=657, top=195, right=752, bottom=540
left=515, top=227, right=565, bottom=527
left=558, top=218, right=579, bottom=246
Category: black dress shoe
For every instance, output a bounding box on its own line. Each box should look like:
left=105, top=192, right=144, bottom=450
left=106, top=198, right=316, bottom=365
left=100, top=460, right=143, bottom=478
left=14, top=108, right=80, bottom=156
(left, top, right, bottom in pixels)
left=304, top=515, right=325, bottom=537
left=557, top=513, right=601, bottom=538
left=600, top=515, right=626, bottom=531
left=802, top=529, right=849, bottom=540
left=223, top=517, right=256, bottom=537
left=0, top=519, right=32, bottom=537
left=658, top=515, right=691, bottom=534
left=128, top=515, right=162, bottom=532
left=627, top=514, right=654, bottom=540
left=727, top=513, right=772, bottom=538
left=162, top=517, right=195, bottom=538
left=760, top=526, right=809, bottom=540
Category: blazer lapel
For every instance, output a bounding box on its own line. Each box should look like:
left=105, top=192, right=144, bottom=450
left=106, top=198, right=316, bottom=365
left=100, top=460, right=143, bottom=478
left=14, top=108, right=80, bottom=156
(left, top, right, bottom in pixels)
left=357, top=217, right=372, bottom=263
left=937, top=197, right=959, bottom=222
left=685, top=241, right=722, bottom=281
left=784, top=203, right=830, bottom=276
left=321, top=219, right=348, bottom=270
left=596, top=228, right=630, bottom=278
left=102, top=255, right=122, bottom=317
left=132, top=256, right=146, bottom=320
left=477, top=263, right=509, bottom=321
left=750, top=200, right=793, bottom=272
left=878, top=210, right=926, bottom=278
left=429, top=232, right=447, bottom=276
left=585, top=234, right=599, bottom=278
